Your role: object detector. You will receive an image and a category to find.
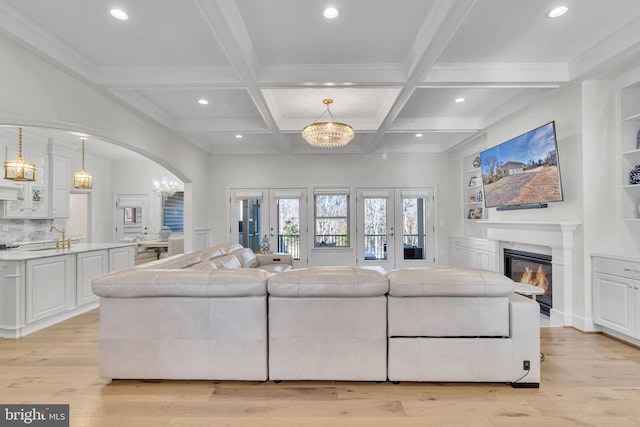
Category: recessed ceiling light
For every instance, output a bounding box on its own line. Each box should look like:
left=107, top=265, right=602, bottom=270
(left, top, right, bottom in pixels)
left=547, top=6, right=568, bottom=18
left=415, top=133, right=423, bottom=138
left=198, top=98, right=209, bottom=105
left=110, top=9, right=128, bottom=20
left=235, top=134, right=243, bottom=139
left=323, top=7, right=339, bottom=19
left=455, top=97, right=466, bottom=103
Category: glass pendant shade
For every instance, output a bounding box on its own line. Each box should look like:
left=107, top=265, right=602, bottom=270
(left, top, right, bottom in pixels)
left=302, top=99, right=354, bottom=148
left=73, top=137, right=93, bottom=189
left=4, top=127, right=36, bottom=181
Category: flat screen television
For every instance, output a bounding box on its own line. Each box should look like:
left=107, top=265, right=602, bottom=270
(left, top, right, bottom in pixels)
left=479, top=121, right=563, bottom=210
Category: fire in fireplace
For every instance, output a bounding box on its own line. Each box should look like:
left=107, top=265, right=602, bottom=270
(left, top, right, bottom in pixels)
left=504, top=249, right=552, bottom=315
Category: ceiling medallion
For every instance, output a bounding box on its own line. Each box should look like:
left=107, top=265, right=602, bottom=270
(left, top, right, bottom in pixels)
left=302, top=99, right=354, bottom=148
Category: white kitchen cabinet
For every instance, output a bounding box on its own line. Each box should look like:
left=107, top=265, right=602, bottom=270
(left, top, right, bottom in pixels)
left=49, top=142, right=72, bottom=218
left=0, top=243, right=135, bottom=338
left=1, top=142, right=49, bottom=218
left=26, top=254, right=75, bottom=323
left=109, top=245, right=135, bottom=271
left=592, top=254, right=640, bottom=345
left=76, top=250, right=108, bottom=306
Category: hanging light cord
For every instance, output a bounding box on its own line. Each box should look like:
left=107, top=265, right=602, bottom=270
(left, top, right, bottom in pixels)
left=81, top=137, right=86, bottom=169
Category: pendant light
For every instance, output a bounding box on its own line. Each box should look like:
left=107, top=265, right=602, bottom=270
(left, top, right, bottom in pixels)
left=4, top=127, right=36, bottom=181
left=302, top=99, right=354, bottom=148
left=73, top=137, right=93, bottom=189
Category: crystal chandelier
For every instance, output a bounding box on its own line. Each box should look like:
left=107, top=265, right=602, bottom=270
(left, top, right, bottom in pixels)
left=4, top=127, right=36, bottom=181
left=302, top=99, right=354, bottom=148
left=73, top=137, right=93, bottom=189
left=153, top=171, right=178, bottom=200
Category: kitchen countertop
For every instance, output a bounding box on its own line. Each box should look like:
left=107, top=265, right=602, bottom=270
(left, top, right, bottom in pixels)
left=0, top=242, right=136, bottom=261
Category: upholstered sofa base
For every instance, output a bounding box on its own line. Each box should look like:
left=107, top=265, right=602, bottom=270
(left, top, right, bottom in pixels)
left=267, top=267, right=390, bottom=381
left=268, top=296, right=388, bottom=381
left=387, top=294, right=540, bottom=386
left=98, top=296, right=268, bottom=381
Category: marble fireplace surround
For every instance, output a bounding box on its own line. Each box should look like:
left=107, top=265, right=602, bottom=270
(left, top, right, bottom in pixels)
left=479, top=220, right=581, bottom=326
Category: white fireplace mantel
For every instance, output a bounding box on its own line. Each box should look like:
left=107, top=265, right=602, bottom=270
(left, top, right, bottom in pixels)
left=478, top=220, right=581, bottom=326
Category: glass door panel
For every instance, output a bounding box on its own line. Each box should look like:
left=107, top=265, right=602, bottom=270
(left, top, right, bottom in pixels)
left=230, top=189, right=266, bottom=254
left=270, top=189, right=307, bottom=268
left=357, top=189, right=394, bottom=270
left=395, top=189, right=435, bottom=268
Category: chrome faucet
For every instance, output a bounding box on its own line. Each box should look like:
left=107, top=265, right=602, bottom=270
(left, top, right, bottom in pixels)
left=49, top=226, right=70, bottom=249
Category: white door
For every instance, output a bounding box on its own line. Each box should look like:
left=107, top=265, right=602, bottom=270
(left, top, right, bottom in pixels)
left=394, top=188, right=436, bottom=268
left=356, top=189, right=395, bottom=271
left=269, top=189, right=308, bottom=268
left=113, top=194, right=149, bottom=242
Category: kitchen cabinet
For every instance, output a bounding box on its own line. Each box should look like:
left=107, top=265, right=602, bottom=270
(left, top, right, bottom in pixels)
left=592, top=254, right=640, bottom=346
left=76, top=250, right=108, bottom=306
left=0, top=243, right=135, bottom=338
left=49, top=142, right=72, bottom=218
left=1, top=142, right=49, bottom=218
left=26, top=254, right=75, bottom=323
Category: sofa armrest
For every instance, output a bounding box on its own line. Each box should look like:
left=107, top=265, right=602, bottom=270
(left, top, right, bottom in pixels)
left=509, top=293, right=541, bottom=383
left=255, top=253, right=292, bottom=266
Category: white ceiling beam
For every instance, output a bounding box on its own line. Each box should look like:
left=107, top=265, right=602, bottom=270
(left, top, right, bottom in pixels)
left=97, top=66, right=241, bottom=88
left=195, top=0, right=290, bottom=152
left=260, top=64, right=406, bottom=85
left=570, top=17, right=640, bottom=80
left=174, top=118, right=269, bottom=133
left=425, top=63, right=568, bottom=84
left=364, top=0, right=477, bottom=152
left=108, top=89, right=177, bottom=129
left=389, top=117, right=483, bottom=131
left=0, top=2, right=98, bottom=81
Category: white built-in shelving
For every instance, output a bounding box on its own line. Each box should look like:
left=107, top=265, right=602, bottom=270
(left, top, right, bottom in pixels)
left=462, top=153, right=485, bottom=220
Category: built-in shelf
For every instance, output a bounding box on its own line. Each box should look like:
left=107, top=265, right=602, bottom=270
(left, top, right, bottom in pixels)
left=462, top=153, right=485, bottom=221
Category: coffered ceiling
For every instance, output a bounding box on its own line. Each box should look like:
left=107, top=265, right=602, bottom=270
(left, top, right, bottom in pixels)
left=1, top=0, right=640, bottom=155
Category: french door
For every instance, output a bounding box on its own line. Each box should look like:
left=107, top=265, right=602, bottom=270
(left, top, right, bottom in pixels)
left=230, top=189, right=308, bottom=268
left=231, top=187, right=433, bottom=269
left=356, top=188, right=435, bottom=269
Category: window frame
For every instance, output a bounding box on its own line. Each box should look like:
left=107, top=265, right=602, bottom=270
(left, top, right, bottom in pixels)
left=313, top=189, right=350, bottom=248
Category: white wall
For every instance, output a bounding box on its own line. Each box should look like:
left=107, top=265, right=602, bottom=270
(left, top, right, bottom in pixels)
left=208, top=152, right=446, bottom=262
left=0, top=36, right=209, bottom=250
left=448, top=80, right=624, bottom=330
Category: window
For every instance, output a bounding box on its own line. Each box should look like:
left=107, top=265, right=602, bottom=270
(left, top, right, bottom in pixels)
left=315, top=192, right=349, bottom=247
left=163, top=191, right=184, bottom=232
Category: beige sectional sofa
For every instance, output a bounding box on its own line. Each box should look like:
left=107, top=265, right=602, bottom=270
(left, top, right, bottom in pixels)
left=92, top=244, right=540, bottom=387
left=91, top=243, right=292, bottom=381
left=268, top=266, right=389, bottom=381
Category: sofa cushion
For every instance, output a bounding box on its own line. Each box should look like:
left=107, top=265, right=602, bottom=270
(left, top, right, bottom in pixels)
left=212, top=254, right=242, bottom=269
left=387, top=268, right=514, bottom=297
left=232, top=247, right=261, bottom=268
left=258, top=264, right=292, bottom=274
left=140, top=253, right=203, bottom=270
left=268, top=266, right=388, bottom=297
left=92, top=268, right=270, bottom=298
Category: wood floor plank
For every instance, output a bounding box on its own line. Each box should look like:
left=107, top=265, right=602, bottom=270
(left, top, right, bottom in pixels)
left=1, top=310, right=639, bottom=426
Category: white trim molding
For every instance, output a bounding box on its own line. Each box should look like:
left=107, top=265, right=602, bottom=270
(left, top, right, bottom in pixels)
left=479, top=220, right=581, bottom=327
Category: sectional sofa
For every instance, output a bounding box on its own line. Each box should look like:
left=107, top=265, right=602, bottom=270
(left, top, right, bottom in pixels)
left=92, top=243, right=540, bottom=387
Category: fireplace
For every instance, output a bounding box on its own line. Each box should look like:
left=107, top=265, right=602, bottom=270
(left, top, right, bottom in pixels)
left=504, top=249, right=552, bottom=315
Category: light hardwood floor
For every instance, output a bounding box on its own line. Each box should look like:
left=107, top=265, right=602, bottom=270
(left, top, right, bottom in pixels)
left=1, top=310, right=639, bottom=427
